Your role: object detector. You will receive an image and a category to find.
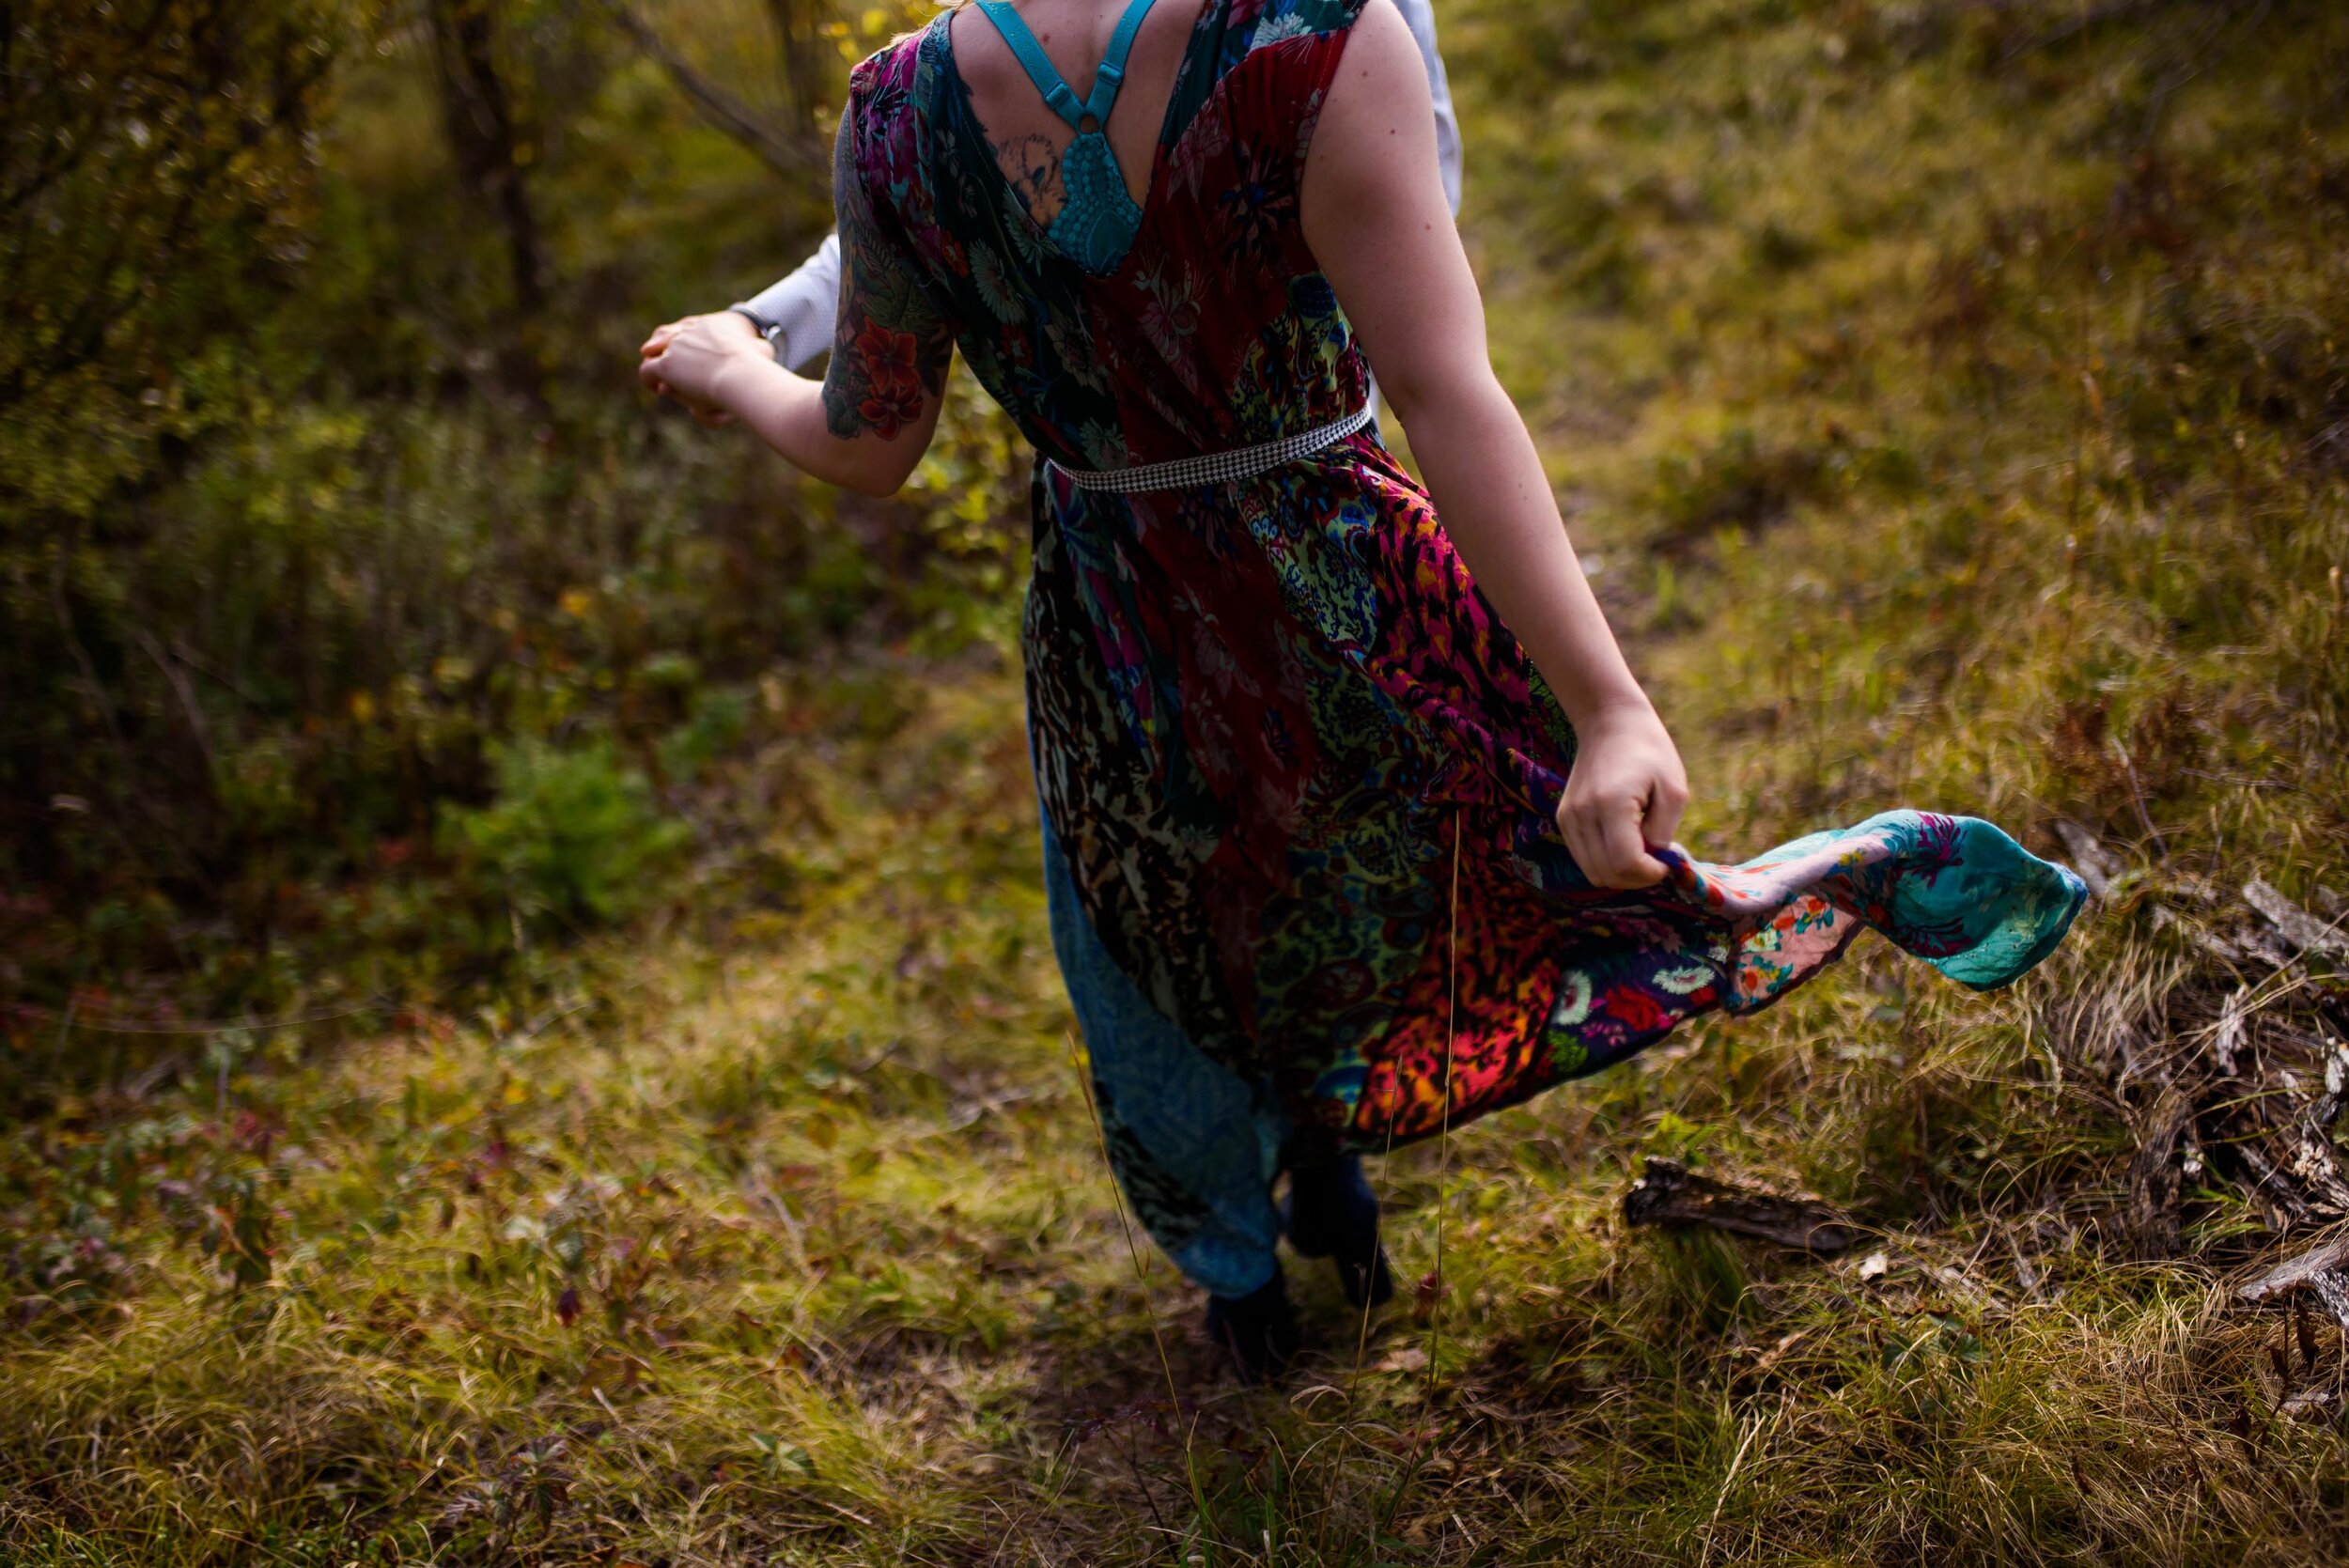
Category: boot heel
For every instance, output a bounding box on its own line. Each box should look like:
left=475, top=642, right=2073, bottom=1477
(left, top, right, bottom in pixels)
left=1283, top=1156, right=1392, bottom=1309
left=1205, top=1268, right=1299, bottom=1382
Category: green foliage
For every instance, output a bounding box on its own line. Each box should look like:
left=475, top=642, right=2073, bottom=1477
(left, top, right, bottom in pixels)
left=0, top=0, right=1027, bottom=1041
left=443, top=738, right=690, bottom=931
left=655, top=682, right=753, bottom=784
left=0, top=0, right=340, bottom=517
left=5, top=0, right=2349, bottom=1562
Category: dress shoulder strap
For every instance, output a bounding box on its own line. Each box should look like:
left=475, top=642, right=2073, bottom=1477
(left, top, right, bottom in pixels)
left=972, top=0, right=1160, bottom=131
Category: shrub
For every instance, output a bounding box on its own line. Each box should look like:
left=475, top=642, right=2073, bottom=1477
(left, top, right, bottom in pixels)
left=441, top=738, right=689, bottom=934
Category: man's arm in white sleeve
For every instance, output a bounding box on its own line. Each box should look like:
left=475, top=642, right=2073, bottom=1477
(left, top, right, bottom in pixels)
left=1391, top=0, right=1462, bottom=215
left=732, top=232, right=843, bottom=373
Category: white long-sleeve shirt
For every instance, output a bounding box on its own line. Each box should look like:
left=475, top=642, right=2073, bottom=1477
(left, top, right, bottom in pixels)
left=738, top=0, right=1462, bottom=370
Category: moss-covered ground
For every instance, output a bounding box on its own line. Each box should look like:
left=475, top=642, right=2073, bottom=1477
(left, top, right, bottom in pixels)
left=7, top=0, right=2349, bottom=1560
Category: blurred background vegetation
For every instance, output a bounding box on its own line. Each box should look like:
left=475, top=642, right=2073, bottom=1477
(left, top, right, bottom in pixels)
left=2, top=0, right=1022, bottom=1075
left=5, top=0, right=2349, bottom=1562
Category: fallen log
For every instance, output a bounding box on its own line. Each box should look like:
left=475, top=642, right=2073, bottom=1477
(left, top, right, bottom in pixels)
left=2052, top=819, right=2123, bottom=899
left=2126, top=1083, right=2196, bottom=1258
left=2236, top=1231, right=2349, bottom=1332
left=2245, top=879, right=2349, bottom=960
left=1623, top=1157, right=1860, bottom=1255
left=2163, top=883, right=2349, bottom=1236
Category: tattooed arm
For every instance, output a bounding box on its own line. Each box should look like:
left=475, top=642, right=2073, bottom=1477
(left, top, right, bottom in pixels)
left=638, top=89, right=953, bottom=496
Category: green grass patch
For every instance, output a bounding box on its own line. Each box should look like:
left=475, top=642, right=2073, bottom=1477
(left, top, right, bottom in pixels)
left=7, top=0, right=2349, bottom=1562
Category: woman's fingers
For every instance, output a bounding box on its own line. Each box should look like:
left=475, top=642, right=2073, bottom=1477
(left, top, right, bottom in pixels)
left=640, top=321, right=681, bottom=358
left=1563, top=800, right=1613, bottom=886
left=638, top=347, right=735, bottom=427
left=1560, top=790, right=1668, bottom=890
left=1559, top=709, right=1688, bottom=888
left=1597, top=801, right=1666, bottom=888
left=1641, top=777, right=1688, bottom=856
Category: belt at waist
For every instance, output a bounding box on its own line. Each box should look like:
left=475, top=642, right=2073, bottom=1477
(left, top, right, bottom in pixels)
left=1045, top=405, right=1374, bottom=494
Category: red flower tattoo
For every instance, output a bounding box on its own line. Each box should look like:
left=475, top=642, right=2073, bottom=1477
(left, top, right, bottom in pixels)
left=859, top=379, right=925, bottom=434
left=855, top=321, right=923, bottom=391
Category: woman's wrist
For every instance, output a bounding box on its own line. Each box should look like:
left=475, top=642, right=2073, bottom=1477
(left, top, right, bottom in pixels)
left=1540, top=658, right=1657, bottom=736
left=708, top=341, right=786, bottom=421
left=1570, top=690, right=1661, bottom=732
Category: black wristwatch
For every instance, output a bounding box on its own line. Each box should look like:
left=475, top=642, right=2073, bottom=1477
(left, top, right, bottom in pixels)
left=727, top=305, right=788, bottom=361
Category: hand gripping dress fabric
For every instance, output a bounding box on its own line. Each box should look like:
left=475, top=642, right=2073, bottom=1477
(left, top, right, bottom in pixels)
left=825, top=0, right=2087, bottom=1291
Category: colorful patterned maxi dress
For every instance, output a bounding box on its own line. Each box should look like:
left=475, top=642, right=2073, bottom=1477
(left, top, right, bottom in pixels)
left=819, top=0, right=2088, bottom=1296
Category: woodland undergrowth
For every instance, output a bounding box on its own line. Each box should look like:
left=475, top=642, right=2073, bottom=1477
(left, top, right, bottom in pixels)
left=6, top=0, right=2349, bottom=1562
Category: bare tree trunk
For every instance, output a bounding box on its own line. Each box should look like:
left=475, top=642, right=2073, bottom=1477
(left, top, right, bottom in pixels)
left=424, top=0, right=546, bottom=321
left=762, top=0, right=824, bottom=122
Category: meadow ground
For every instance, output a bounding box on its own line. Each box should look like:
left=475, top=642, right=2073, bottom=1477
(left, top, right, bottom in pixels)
left=6, top=0, right=2349, bottom=1562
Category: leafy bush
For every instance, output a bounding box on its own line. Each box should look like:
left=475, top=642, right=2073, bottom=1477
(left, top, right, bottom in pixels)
left=442, top=738, right=689, bottom=934
left=0, top=0, right=338, bottom=519
left=0, top=0, right=1025, bottom=1033
left=655, top=683, right=753, bottom=784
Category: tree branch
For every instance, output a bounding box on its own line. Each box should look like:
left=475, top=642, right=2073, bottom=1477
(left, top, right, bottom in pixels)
left=604, top=1, right=822, bottom=180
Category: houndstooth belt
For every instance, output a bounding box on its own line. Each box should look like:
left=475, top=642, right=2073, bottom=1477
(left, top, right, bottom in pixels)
left=1046, top=405, right=1374, bottom=493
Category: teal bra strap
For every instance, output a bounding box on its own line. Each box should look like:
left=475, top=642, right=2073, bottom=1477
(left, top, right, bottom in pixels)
left=973, top=0, right=1160, bottom=130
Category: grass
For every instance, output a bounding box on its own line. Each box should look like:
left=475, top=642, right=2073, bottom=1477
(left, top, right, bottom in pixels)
left=7, top=0, right=2349, bottom=1561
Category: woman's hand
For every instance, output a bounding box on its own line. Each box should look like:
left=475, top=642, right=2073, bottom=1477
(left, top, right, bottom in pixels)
left=635, top=305, right=938, bottom=495
left=638, top=313, right=766, bottom=427
left=1557, top=703, right=1689, bottom=890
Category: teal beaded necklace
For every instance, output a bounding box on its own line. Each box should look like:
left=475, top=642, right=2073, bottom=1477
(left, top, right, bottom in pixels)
left=972, top=0, right=1161, bottom=274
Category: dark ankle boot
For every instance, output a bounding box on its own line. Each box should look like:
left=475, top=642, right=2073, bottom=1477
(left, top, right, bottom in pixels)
left=1205, top=1269, right=1300, bottom=1382
left=1283, top=1156, right=1394, bottom=1309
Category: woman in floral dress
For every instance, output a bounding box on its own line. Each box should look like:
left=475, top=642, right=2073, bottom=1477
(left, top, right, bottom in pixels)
left=639, top=0, right=2085, bottom=1376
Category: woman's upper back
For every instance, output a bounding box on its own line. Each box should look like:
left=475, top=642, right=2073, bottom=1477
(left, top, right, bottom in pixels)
left=828, top=0, right=1374, bottom=470
left=947, top=0, right=1209, bottom=236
